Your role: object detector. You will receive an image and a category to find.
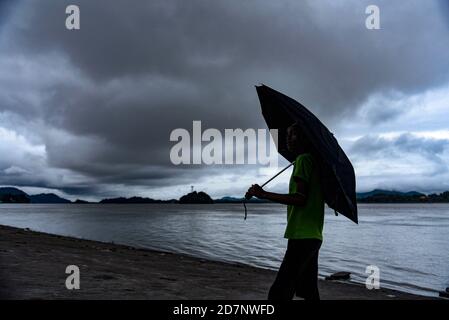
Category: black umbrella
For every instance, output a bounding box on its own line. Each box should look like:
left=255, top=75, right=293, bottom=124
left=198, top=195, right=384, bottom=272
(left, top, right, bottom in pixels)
left=255, top=84, right=358, bottom=224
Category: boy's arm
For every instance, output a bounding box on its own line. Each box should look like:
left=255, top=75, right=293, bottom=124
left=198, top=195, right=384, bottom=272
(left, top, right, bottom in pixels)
left=246, top=177, right=308, bottom=206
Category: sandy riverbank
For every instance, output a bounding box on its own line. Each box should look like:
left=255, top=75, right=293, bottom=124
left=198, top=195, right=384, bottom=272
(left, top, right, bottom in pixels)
left=0, top=225, right=435, bottom=300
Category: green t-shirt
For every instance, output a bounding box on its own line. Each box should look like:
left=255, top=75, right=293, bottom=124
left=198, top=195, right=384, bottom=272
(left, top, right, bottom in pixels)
left=284, top=153, right=325, bottom=240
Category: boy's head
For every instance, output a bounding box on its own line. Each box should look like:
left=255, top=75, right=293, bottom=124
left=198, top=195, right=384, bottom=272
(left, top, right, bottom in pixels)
left=286, top=122, right=310, bottom=155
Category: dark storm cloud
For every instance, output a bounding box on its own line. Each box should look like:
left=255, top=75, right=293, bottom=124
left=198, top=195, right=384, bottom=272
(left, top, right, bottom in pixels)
left=0, top=0, right=14, bottom=24
left=350, top=133, right=449, bottom=174
left=1, top=0, right=449, bottom=197
left=8, top=0, right=449, bottom=116
left=355, top=91, right=415, bottom=126
left=438, top=0, right=449, bottom=27
left=351, top=133, right=449, bottom=156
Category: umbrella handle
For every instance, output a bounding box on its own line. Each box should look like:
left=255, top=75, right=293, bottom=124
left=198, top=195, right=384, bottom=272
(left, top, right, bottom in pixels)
left=260, top=162, right=294, bottom=188
left=243, top=200, right=247, bottom=220
left=243, top=162, right=294, bottom=220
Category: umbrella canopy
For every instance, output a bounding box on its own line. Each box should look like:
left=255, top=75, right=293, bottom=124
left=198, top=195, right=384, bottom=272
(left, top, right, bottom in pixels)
left=256, top=84, right=358, bottom=224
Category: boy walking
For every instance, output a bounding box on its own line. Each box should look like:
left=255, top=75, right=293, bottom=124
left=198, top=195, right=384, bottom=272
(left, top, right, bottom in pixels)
left=246, top=122, right=325, bottom=300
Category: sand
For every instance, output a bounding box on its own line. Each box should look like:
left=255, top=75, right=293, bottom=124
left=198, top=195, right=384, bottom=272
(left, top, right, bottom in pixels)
left=0, top=225, right=435, bottom=300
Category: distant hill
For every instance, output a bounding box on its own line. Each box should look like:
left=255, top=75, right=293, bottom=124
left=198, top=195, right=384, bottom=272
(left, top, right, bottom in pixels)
left=0, top=187, right=27, bottom=196
left=74, top=199, right=91, bottom=204
left=100, top=197, right=177, bottom=204
left=0, top=187, right=30, bottom=203
left=426, top=191, right=449, bottom=203
left=0, top=188, right=70, bottom=204
left=29, top=193, right=71, bottom=204
left=357, top=189, right=430, bottom=203
left=356, top=189, right=424, bottom=199
left=179, top=191, right=213, bottom=204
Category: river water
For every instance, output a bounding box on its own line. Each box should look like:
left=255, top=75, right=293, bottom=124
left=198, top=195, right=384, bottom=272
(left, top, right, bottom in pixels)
left=0, top=203, right=447, bottom=297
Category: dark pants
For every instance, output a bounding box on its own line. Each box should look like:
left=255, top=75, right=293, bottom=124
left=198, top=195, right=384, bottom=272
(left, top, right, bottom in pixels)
left=268, top=238, right=322, bottom=301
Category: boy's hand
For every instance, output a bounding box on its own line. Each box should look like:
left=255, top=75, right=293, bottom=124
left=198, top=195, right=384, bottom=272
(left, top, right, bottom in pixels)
left=246, top=184, right=265, bottom=199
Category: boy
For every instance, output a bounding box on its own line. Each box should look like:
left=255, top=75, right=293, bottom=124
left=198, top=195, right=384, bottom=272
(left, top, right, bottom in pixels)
left=246, top=122, right=325, bottom=300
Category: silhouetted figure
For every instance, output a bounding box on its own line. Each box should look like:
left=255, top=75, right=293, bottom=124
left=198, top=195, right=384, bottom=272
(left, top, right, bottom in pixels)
left=246, top=122, right=325, bottom=300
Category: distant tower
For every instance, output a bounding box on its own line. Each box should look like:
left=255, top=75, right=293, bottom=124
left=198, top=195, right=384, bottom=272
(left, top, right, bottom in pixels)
left=191, top=185, right=194, bottom=193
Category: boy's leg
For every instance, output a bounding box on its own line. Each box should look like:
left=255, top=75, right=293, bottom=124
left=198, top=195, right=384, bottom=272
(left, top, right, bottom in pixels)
left=295, top=240, right=321, bottom=300
left=268, top=239, right=319, bottom=301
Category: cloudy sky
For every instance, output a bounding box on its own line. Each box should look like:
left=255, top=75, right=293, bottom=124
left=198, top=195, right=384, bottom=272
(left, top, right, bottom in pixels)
left=0, top=0, right=449, bottom=200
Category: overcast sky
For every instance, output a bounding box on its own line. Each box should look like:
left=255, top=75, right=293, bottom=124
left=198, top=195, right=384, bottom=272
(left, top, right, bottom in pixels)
left=1, top=0, right=449, bottom=200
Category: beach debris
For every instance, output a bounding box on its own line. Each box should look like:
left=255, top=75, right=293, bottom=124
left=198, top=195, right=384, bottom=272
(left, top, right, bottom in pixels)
left=159, top=276, right=177, bottom=282
left=93, top=274, right=117, bottom=280
left=325, top=271, right=351, bottom=281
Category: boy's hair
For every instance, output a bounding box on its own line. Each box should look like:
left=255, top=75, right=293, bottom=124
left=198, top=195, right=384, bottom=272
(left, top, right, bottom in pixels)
left=287, top=122, right=313, bottom=151
left=287, top=122, right=302, bottom=133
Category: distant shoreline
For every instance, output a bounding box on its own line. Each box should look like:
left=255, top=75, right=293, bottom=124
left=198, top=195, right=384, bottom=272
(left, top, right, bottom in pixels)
left=1, top=186, right=449, bottom=204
